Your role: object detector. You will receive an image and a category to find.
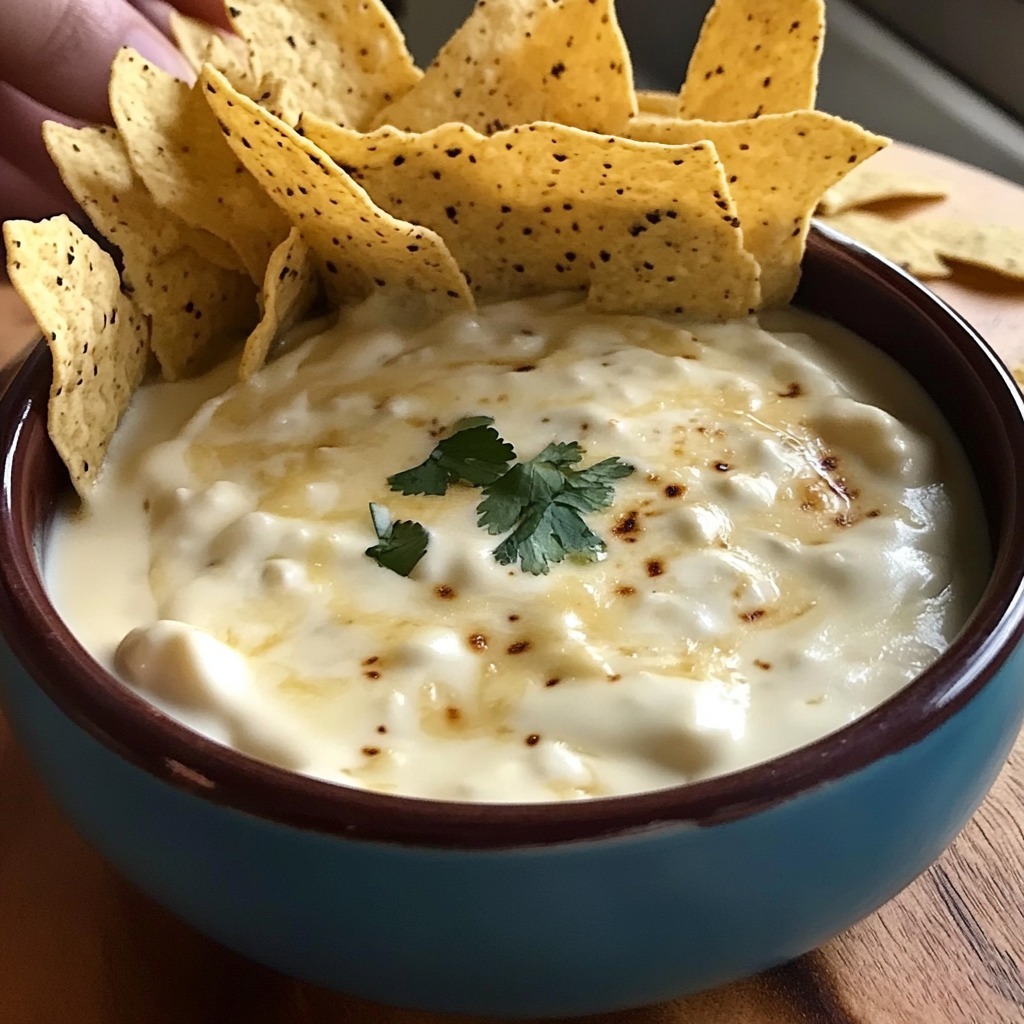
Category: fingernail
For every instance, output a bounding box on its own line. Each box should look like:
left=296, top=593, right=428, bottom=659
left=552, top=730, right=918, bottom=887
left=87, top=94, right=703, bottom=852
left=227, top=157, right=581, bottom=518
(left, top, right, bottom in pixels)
left=124, top=25, right=196, bottom=84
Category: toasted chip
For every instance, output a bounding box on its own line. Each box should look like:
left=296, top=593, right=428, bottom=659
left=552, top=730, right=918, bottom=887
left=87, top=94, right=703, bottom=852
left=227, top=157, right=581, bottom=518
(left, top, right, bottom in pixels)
left=372, top=0, right=636, bottom=135
left=679, top=0, right=825, bottom=120
left=43, top=122, right=258, bottom=380
left=147, top=246, right=260, bottom=380
left=818, top=211, right=951, bottom=278
left=170, top=11, right=218, bottom=72
left=251, top=72, right=293, bottom=124
left=225, top=0, right=419, bottom=128
left=202, top=31, right=258, bottom=93
left=924, top=220, right=1024, bottom=281
left=44, top=121, right=242, bottom=273
left=109, top=48, right=289, bottom=280
left=170, top=12, right=254, bottom=90
left=241, top=228, right=321, bottom=379
left=636, top=90, right=680, bottom=117
left=817, top=166, right=949, bottom=215
left=303, top=116, right=760, bottom=317
left=4, top=217, right=149, bottom=494
left=626, top=110, right=888, bottom=304
left=201, top=66, right=473, bottom=312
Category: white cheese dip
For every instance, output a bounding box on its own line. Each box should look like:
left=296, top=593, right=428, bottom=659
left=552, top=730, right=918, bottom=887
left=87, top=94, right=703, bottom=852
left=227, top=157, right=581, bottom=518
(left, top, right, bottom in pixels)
left=46, top=294, right=988, bottom=802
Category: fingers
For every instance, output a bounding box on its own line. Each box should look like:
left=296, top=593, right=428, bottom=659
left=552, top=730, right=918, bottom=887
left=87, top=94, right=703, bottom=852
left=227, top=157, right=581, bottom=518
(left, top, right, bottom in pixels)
left=0, top=82, right=79, bottom=217
left=128, top=0, right=179, bottom=34
left=0, top=0, right=193, bottom=124
left=0, top=156, right=78, bottom=226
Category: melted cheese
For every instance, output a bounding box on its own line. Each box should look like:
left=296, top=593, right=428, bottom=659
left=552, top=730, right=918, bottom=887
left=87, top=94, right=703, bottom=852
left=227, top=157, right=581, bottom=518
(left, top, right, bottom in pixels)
left=45, top=295, right=988, bottom=802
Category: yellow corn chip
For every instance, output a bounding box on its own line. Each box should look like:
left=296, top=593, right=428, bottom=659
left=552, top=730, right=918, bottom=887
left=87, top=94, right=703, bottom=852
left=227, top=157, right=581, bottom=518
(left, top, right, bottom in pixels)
left=372, top=0, right=636, bottom=135
left=679, top=0, right=825, bottom=120
left=225, top=0, right=420, bottom=128
left=251, top=72, right=293, bottom=124
left=200, top=66, right=473, bottom=312
left=241, top=228, right=321, bottom=379
left=109, top=48, right=289, bottom=281
left=818, top=211, right=951, bottom=278
left=202, top=31, right=258, bottom=94
left=146, top=246, right=261, bottom=380
left=4, top=217, right=150, bottom=494
left=626, top=110, right=888, bottom=304
left=169, top=11, right=219, bottom=73
left=303, top=116, right=760, bottom=317
left=636, top=90, right=680, bottom=117
left=44, top=121, right=243, bottom=273
left=43, top=122, right=258, bottom=381
left=169, top=10, right=252, bottom=90
left=924, top=220, right=1024, bottom=281
left=817, top=166, right=949, bottom=215
left=822, top=214, right=1024, bottom=281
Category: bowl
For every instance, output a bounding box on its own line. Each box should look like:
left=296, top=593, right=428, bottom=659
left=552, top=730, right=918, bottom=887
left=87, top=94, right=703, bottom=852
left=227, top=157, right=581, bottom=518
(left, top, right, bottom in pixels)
left=1, top=226, right=1024, bottom=1019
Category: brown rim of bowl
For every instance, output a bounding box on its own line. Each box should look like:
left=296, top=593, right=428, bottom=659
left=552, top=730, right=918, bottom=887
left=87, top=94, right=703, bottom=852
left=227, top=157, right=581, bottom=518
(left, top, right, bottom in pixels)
left=2, top=226, right=1024, bottom=850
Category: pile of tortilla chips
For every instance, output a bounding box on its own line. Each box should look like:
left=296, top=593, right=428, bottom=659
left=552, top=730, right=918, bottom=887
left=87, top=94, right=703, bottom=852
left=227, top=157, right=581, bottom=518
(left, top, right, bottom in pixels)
left=814, top=165, right=1024, bottom=281
left=4, top=0, right=890, bottom=495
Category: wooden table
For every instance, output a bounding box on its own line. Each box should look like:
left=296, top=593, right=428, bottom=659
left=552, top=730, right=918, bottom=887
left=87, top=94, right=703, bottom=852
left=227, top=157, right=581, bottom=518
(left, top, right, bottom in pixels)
left=2, top=143, right=1024, bottom=1024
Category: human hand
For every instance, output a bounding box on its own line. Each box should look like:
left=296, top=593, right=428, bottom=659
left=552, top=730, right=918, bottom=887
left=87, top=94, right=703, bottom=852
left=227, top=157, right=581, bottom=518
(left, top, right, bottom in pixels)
left=1, top=0, right=230, bottom=225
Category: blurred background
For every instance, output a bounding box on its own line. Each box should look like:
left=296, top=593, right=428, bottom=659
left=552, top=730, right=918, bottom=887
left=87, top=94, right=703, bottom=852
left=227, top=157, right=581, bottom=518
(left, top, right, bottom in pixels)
left=390, top=0, right=1024, bottom=184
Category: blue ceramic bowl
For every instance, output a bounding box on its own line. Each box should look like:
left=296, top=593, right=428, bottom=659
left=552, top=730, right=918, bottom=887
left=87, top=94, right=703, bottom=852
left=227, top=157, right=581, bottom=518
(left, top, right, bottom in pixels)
left=1, top=227, right=1023, bottom=1019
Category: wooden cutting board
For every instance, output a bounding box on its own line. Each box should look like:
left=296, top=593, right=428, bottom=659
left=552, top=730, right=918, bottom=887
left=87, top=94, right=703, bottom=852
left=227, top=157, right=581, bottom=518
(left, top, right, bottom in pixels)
left=2, top=142, right=1024, bottom=1024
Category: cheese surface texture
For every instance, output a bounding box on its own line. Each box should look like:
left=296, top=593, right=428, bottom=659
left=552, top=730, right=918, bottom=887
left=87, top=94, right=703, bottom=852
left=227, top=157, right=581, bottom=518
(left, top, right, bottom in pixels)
left=46, top=296, right=988, bottom=801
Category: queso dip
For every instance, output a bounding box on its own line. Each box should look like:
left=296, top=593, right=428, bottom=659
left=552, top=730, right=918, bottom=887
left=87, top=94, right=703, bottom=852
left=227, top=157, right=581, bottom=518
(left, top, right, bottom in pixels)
left=46, top=295, right=988, bottom=801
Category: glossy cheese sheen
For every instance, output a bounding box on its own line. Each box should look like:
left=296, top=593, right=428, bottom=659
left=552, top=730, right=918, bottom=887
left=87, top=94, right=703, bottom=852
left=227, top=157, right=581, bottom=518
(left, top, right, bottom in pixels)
left=46, top=295, right=988, bottom=802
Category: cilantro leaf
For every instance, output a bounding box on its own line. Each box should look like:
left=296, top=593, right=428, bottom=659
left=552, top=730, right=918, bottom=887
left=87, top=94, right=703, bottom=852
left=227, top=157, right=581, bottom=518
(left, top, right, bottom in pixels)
left=365, top=503, right=428, bottom=577
left=476, top=458, right=562, bottom=535
left=557, top=456, right=636, bottom=513
left=493, top=502, right=606, bottom=575
left=388, top=416, right=516, bottom=496
left=478, top=444, right=635, bottom=575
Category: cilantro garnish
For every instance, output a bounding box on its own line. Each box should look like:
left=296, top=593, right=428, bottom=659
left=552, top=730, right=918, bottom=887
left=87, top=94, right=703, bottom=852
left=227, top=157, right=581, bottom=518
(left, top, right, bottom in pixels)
left=477, top=442, right=635, bottom=575
left=388, top=416, right=516, bottom=495
left=369, top=421, right=633, bottom=578
left=365, top=503, right=428, bottom=577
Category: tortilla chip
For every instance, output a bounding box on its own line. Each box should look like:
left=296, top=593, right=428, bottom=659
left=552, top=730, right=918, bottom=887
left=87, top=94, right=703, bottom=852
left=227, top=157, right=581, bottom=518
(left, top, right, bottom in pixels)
left=924, top=220, right=1024, bottom=281
left=200, top=66, right=473, bottom=312
left=43, top=122, right=258, bottom=380
left=4, top=217, right=150, bottom=494
left=145, top=247, right=260, bottom=380
left=170, top=12, right=254, bottom=91
left=109, top=48, right=289, bottom=281
left=44, top=121, right=243, bottom=273
left=202, top=31, right=258, bottom=94
left=817, top=166, right=949, bottom=215
left=371, top=0, right=636, bottom=135
left=241, top=228, right=321, bottom=379
left=818, top=211, right=951, bottom=278
left=225, top=0, right=420, bottom=128
left=679, top=0, right=825, bottom=120
left=636, top=90, right=680, bottom=117
left=626, top=110, right=888, bottom=304
left=303, top=116, right=760, bottom=317
left=169, top=11, right=218, bottom=73
left=251, top=72, right=295, bottom=124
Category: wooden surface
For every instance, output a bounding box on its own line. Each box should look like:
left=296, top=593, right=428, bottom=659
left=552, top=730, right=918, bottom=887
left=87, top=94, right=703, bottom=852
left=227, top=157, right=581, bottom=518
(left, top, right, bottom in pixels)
left=2, top=143, right=1024, bottom=1024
